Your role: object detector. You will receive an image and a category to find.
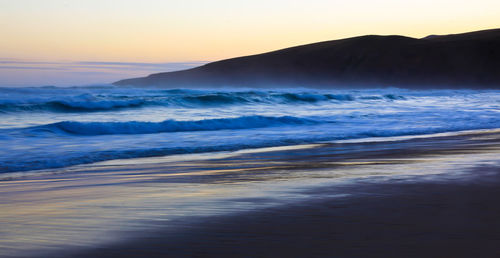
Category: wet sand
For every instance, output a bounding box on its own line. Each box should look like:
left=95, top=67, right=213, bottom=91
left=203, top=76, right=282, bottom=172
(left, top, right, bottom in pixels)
left=3, top=130, right=500, bottom=257
left=73, top=166, right=500, bottom=258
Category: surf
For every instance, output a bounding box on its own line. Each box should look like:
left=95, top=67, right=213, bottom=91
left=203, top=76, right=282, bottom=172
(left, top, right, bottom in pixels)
left=1, top=87, right=500, bottom=174
left=0, top=86, right=409, bottom=113
left=24, top=115, right=319, bottom=136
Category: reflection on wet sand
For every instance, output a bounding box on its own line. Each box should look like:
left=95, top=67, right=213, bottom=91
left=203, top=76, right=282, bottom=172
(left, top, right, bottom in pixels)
left=1, top=131, right=500, bottom=257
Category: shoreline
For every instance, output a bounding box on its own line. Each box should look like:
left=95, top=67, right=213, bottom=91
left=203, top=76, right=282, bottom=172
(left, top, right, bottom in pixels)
left=2, top=130, right=500, bottom=257
left=71, top=164, right=500, bottom=257
left=3, top=126, right=500, bottom=181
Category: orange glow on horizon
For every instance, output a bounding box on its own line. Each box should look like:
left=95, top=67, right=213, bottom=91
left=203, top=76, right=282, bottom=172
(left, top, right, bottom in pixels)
left=1, top=0, right=499, bottom=63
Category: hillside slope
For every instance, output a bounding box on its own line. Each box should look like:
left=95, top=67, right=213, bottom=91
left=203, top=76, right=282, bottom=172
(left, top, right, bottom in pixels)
left=114, top=29, right=500, bottom=89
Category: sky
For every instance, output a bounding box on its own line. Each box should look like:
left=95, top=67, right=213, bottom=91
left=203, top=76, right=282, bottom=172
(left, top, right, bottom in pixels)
left=0, top=0, right=499, bottom=86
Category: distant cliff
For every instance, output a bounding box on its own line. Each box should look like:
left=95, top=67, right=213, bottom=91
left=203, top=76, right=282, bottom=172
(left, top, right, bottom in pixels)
left=114, top=28, right=500, bottom=89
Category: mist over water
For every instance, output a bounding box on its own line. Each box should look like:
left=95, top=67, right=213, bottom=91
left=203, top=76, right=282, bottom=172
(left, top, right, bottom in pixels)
left=1, top=85, right=500, bottom=174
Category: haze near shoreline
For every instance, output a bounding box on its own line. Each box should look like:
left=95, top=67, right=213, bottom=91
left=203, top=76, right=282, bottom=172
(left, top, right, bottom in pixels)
left=114, top=28, right=500, bottom=89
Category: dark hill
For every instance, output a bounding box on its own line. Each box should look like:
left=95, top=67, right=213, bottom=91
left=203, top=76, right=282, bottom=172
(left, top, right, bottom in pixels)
left=114, top=28, right=500, bottom=89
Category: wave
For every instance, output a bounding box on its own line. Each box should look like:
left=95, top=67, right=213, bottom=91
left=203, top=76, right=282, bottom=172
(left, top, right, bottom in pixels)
left=27, top=115, right=319, bottom=136
left=181, top=93, right=250, bottom=105
left=3, top=125, right=500, bottom=175
left=0, top=140, right=302, bottom=174
left=0, top=93, right=149, bottom=112
left=0, top=99, right=146, bottom=112
left=2, top=87, right=500, bottom=175
left=0, top=89, right=409, bottom=113
left=279, top=93, right=355, bottom=102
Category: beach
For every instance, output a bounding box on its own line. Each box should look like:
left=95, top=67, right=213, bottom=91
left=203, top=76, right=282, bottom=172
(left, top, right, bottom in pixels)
left=74, top=166, right=500, bottom=258
left=2, top=129, right=500, bottom=257
left=2, top=2, right=500, bottom=257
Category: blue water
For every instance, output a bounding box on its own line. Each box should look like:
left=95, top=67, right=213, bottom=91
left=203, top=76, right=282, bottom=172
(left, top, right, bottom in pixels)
left=1, top=86, right=500, bottom=174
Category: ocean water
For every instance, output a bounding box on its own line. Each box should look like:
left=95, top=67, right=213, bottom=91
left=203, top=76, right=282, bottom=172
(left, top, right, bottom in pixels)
left=1, top=85, right=500, bottom=175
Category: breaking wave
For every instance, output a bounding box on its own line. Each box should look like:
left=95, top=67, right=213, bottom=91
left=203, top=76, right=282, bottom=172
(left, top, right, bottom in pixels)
left=2, top=86, right=498, bottom=174
left=0, top=88, right=406, bottom=112
left=25, top=115, right=320, bottom=136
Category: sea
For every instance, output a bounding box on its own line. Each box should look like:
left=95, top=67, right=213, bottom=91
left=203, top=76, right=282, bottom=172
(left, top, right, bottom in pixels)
left=3, top=85, right=500, bottom=256
left=1, top=85, right=500, bottom=176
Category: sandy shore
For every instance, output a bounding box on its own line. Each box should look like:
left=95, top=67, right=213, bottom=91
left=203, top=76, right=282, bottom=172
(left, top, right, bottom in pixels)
left=2, top=130, right=500, bottom=257
left=72, top=166, right=500, bottom=258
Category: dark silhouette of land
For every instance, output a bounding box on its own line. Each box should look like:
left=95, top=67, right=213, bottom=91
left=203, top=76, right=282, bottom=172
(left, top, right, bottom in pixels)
left=114, top=28, right=500, bottom=89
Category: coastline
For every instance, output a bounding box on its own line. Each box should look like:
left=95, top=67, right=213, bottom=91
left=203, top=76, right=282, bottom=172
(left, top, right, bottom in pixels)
left=3, top=3, right=500, bottom=258
left=2, top=130, right=500, bottom=257
left=72, top=165, right=500, bottom=258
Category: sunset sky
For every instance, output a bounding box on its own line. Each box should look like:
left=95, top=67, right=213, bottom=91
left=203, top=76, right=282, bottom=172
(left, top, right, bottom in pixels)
left=1, top=0, right=499, bottom=86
